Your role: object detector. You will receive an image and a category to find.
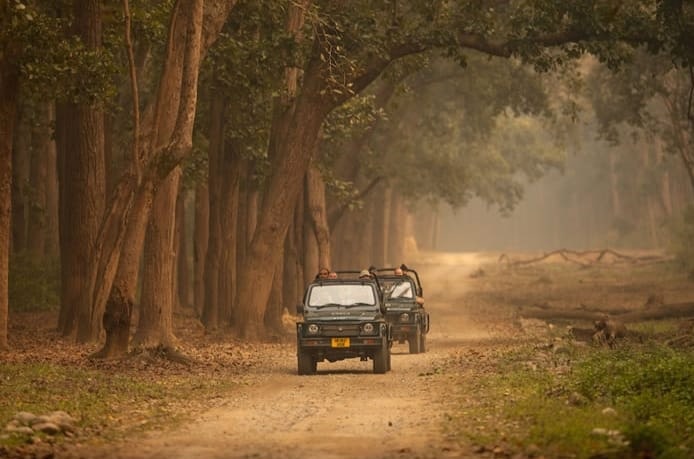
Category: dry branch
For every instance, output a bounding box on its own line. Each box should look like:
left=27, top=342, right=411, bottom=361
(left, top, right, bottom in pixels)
left=499, top=249, right=673, bottom=268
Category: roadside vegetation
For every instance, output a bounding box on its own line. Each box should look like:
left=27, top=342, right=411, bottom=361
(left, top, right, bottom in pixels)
left=444, top=256, right=694, bottom=458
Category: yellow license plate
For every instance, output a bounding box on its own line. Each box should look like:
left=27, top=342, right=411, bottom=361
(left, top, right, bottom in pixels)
left=331, top=337, right=350, bottom=348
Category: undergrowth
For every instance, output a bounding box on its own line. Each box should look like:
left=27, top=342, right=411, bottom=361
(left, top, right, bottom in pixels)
left=0, top=363, right=238, bottom=448
left=9, top=252, right=60, bottom=311
left=446, top=342, right=694, bottom=458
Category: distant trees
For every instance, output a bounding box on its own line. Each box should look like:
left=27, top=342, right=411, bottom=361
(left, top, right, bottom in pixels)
left=1, top=0, right=692, bottom=351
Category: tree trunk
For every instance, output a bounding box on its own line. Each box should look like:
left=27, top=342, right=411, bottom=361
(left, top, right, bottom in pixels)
left=373, top=185, right=391, bottom=267
left=303, top=201, right=319, bottom=279
left=201, top=94, right=224, bottom=330
left=96, top=0, right=223, bottom=358
left=175, top=187, right=190, bottom=310
left=55, top=0, right=107, bottom=343
left=132, top=169, right=181, bottom=349
left=0, top=55, right=19, bottom=351
left=306, top=164, right=331, bottom=270
left=43, top=104, right=59, bottom=258
left=387, top=191, right=407, bottom=265
left=217, top=143, right=241, bottom=324
left=233, top=82, right=328, bottom=339
left=10, top=101, right=29, bottom=255
left=283, top=212, right=303, bottom=316
left=27, top=101, right=52, bottom=259
left=97, top=182, right=153, bottom=358
left=264, top=246, right=284, bottom=336
left=193, top=181, right=209, bottom=315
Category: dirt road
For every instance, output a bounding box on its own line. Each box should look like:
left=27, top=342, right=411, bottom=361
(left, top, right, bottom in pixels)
left=94, top=254, right=497, bottom=459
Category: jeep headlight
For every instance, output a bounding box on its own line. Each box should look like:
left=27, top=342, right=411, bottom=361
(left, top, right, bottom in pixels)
left=400, top=313, right=410, bottom=322
left=307, top=323, right=320, bottom=335
left=361, top=323, right=376, bottom=335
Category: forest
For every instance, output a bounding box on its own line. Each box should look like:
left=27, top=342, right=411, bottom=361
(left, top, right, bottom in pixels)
left=1, top=0, right=693, bottom=357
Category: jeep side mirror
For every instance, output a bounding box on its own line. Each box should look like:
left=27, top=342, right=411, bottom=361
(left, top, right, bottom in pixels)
left=296, top=303, right=304, bottom=315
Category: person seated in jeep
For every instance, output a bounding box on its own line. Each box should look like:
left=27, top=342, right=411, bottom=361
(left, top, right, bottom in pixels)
left=394, top=266, right=424, bottom=305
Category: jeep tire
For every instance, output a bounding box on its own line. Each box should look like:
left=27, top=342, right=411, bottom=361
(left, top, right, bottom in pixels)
left=297, top=350, right=316, bottom=375
left=408, top=326, right=422, bottom=354
left=373, top=344, right=389, bottom=374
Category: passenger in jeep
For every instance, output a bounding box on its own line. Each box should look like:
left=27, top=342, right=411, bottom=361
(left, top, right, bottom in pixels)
left=395, top=265, right=424, bottom=305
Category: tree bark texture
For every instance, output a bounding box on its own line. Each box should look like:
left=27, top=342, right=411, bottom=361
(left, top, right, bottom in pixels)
left=306, top=163, right=331, bottom=270
left=54, top=0, right=107, bottom=343
left=193, top=182, right=209, bottom=315
left=175, top=187, right=190, bottom=310
left=132, top=169, right=181, bottom=348
left=97, top=0, right=222, bottom=357
left=387, top=191, right=406, bottom=266
left=27, top=101, right=52, bottom=259
left=201, top=94, right=224, bottom=330
left=233, top=55, right=329, bottom=339
left=10, top=102, right=29, bottom=254
left=0, top=55, right=19, bottom=351
left=217, top=143, right=241, bottom=324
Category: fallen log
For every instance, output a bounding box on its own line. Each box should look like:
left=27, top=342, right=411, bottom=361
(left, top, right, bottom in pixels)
left=518, top=301, right=694, bottom=324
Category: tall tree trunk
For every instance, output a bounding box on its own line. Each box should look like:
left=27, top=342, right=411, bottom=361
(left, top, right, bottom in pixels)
left=373, top=185, right=391, bottom=267
left=132, top=169, right=181, bottom=349
left=96, top=0, right=226, bottom=358
left=98, top=183, right=153, bottom=358
left=264, top=247, right=284, bottom=336
left=283, top=209, right=304, bottom=317
left=306, top=163, right=331, bottom=270
left=193, top=181, right=209, bottom=315
left=0, top=52, right=20, bottom=351
left=55, top=0, right=107, bottom=343
left=217, top=143, right=241, bottom=325
left=10, top=102, right=29, bottom=254
left=303, top=201, right=319, bottom=279
left=201, top=93, right=224, bottom=330
left=233, top=89, right=328, bottom=339
left=387, top=191, right=406, bottom=265
left=44, top=104, right=59, bottom=258
left=27, top=101, right=52, bottom=259
left=175, top=187, right=190, bottom=310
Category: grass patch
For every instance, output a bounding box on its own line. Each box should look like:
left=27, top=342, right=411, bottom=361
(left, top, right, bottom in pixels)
left=445, top=343, right=694, bottom=458
left=0, top=362, right=238, bottom=447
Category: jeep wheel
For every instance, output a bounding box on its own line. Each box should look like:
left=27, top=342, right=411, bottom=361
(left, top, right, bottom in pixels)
left=297, top=350, right=315, bottom=375
left=373, top=344, right=388, bottom=374
left=419, top=332, right=427, bottom=353
left=408, top=328, right=421, bottom=354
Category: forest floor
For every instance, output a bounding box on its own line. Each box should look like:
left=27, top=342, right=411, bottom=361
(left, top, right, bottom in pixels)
left=2, top=250, right=693, bottom=459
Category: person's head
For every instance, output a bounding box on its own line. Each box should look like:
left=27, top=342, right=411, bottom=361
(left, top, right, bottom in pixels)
left=359, top=269, right=371, bottom=279
left=394, top=267, right=404, bottom=276
left=318, top=268, right=330, bottom=279
left=328, top=271, right=338, bottom=279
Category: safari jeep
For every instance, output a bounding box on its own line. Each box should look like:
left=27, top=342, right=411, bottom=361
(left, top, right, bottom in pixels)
left=376, top=266, right=429, bottom=354
left=296, top=271, right=392, bottom=375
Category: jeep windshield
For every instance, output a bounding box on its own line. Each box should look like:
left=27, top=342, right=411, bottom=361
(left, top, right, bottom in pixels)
left=381, top=278, right=416, bottom=300
left=306, top=284, right=377, bottom=309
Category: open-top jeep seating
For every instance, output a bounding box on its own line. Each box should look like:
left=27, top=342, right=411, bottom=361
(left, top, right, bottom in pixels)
left=296, top=270, right=392, bottom=375
left=376, top=266, right=429, bottom=353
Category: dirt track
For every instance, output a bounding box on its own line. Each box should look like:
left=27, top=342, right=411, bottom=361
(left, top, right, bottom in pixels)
left=82, top=253, right=500, bottom=459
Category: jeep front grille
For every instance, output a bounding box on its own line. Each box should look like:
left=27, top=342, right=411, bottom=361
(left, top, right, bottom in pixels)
left=319, top=323, right=361, bottom=336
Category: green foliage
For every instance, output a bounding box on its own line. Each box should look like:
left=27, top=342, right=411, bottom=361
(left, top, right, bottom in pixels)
left=572, top=346, right=694, bottom=456
left=8, top=253, right=60, bottom=312
left=358, top=54, right=565, bottom=212
left=446, top=340, right=694, bottom=458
